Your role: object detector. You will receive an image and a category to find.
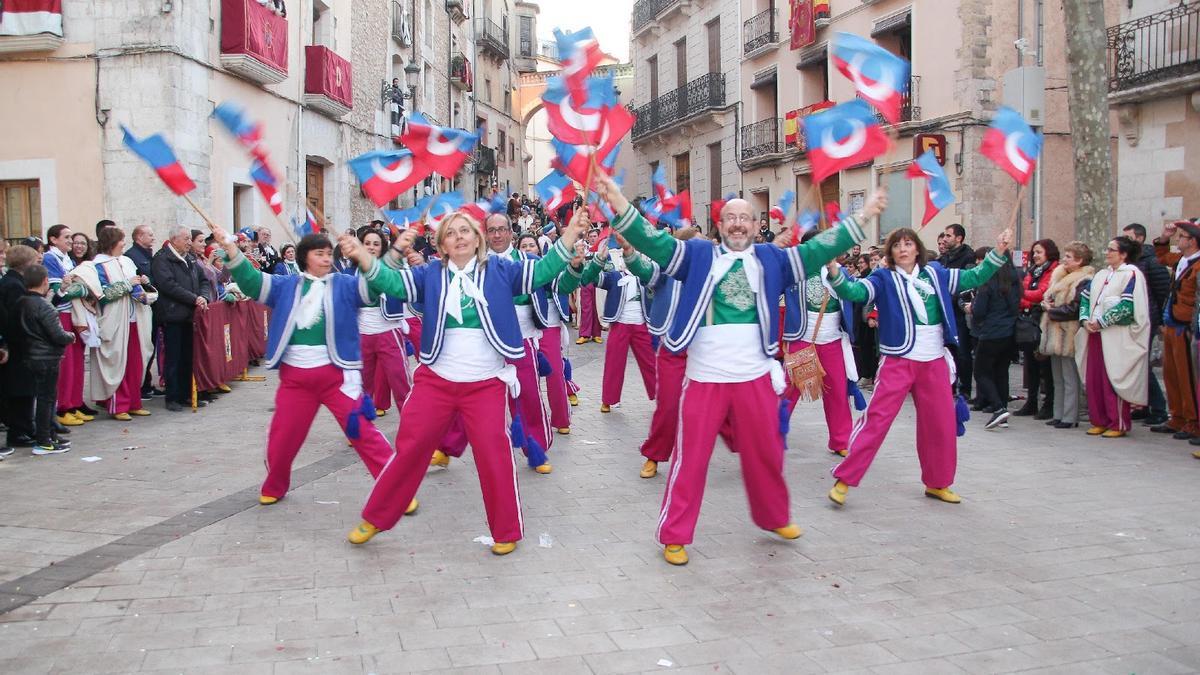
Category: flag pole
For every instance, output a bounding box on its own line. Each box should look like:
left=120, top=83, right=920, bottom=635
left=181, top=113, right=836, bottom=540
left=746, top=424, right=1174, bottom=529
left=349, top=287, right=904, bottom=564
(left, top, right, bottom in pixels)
left=182, top=194, right=218, bottom=233
left=582, top=151, right=598, bottom=208
left=1005, top=182, right=1031, bottom=234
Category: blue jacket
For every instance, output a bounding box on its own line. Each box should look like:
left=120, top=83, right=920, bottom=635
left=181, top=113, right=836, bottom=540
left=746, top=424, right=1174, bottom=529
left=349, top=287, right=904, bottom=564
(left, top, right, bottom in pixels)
left=352, top=268, right=408, bottom=321
left=597, top=265, right=659, bottom=324
left=783, top=269, right=856, bottom=341
left=646, top=275, right=678, bottom=337
left=849, top=263, right=965, bottom=356
left=254, top=272, right=373, bottom=370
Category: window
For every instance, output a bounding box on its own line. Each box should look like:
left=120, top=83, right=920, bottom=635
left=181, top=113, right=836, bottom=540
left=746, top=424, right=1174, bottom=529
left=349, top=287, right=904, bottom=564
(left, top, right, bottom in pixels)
left=706, top=18, right=721, bottom=75
left=312, top=1, right=334, bottom=48
left=424, top=0, right=433, bottom=47
left=423, top=64, right=432, bottom=109
left=649, top=160, right=660, bottom=178
left=519, top=16, right=534, bottom=57
left=674, top=38, right=687, bottom=89
left=0, top=180, right=40, bottom=242
left=509, top=141, right=515, bottom=163
left=674, top=152, right=690, bottom=195
left=498, top=129, right=507, bottom=164
left=484, top=78, right=492, bottom=103
left=707, top=142, right=721, bottom=204
left=647, top=55, right=659, bottom=99
left=504, top=88, right=512, bottom=114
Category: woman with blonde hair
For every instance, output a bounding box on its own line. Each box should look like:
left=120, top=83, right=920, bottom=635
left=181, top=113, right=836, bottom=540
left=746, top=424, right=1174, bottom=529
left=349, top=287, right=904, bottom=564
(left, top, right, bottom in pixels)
left=338, top=208, right=588, bottom=555
left=1039, top=241, right=1095, bottom=428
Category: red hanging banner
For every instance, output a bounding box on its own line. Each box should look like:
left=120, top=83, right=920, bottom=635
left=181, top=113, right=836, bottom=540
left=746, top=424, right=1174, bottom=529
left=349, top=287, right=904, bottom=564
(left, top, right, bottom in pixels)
left=790, top=0, right=815, bottom=50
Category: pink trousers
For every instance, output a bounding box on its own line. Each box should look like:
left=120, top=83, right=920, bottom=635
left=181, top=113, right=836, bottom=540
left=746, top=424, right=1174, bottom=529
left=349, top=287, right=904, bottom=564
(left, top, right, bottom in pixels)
left=833, top=356, right=956, bottom=489
left=602, top=322, right=657, bottom=406
left=1086, top=332, right=1132, bottom=431
left=56, top=313, right=84, bottom=412
left=510, top=338, right=552, bottom=454
left=656, top=375, right=790, bottom=545
left=641, top=348, right=738, bottom=462
left=784, top=340, right=852, bottom=452
left=99, top=324, right=144, bottom=415
left=578, top=286, right=601, bottom=339
left=405, top=317, right=423, bottom=352
left=541, top=326, right=571, bottom=429
left=361, top=329, right=411, bottom=413
left=363, top=366, right=523, bottom=541
left=261, top=364, right=394, bottom=499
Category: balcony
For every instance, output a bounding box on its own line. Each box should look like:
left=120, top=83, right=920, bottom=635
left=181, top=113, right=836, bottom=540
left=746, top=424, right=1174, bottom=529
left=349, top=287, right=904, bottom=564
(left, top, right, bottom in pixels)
left=1107, top=3, right=1200, bottom=104
left=475, top=18, right=509, bottom=60
left=743, top=8, right=779, bottom=57
left=451, top=53, right=473, bottom=91
left=390, top=1, right=410, bottom=46
left=474, top=146, right=497, bottom=175
left=814, top=1, right=831, bottom=29
left=632, top=0, right=700, bottom=40
left=219, top=0, right=288, bottom=85
left=0, top=2, right=63, bottom=54
left=865, top=75, right=921, bottom=126
left=740, top=117, right=784, bottom=165
left=788, top=100, right=834, bottom=153
left=447, top=0, right=467, bottom=24
left=631, top=72, right=729, bottom=144
left=304, top=46, right=353, bottom=118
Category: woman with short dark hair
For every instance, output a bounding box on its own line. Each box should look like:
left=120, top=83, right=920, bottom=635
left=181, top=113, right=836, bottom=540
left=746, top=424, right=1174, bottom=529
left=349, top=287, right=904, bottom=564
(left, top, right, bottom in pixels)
left=1014, top=238, right=1060, bottom=419
left=968, top=246, right=1022, bottom=429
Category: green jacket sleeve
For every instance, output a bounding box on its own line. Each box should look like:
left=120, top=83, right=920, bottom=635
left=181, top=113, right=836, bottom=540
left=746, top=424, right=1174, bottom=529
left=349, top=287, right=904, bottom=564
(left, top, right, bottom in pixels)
left=362, top=258, right=411, bottom=301
left=952, top=249, right=1007, bottom=292
left=227, top=254, right=264, bottom=301
left=828, top=272, right=871, bottom=304
left=625, top=251, right=659, bottom=286
left=791, top=217, right=868, bottom=278
left=610, top=205, right=682, bottom=270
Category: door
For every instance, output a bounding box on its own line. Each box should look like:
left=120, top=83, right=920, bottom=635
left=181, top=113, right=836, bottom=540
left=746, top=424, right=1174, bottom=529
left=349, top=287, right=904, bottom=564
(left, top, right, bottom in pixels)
left=706, top=19, right=720, bottom=75
left=648, top=55, right=659, bottom=100
left=306, top=161, right=325, bottom=222
left=674, top=152, right=690, bottom=195
left=675, top=38, right=687, bottom=88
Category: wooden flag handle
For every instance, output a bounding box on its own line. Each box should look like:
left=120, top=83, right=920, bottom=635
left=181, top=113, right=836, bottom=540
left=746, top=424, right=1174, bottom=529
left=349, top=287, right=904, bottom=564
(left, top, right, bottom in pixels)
left=182, top=194, right=217, bottom=232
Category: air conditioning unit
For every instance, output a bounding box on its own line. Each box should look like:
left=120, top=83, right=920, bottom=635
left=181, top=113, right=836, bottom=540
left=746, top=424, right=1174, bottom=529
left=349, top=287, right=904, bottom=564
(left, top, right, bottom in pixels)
left=1002, top=66, right=1046, bottom=127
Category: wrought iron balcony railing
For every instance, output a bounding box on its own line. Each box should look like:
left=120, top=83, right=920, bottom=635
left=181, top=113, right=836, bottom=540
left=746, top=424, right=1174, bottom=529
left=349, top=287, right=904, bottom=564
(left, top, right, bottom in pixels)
left=474, top=146, right=497, bottom=175
left=475, top=18, right=509, bottom=59
left=632, top=0, right=681, bottom=34
left=865, top=75, right=920, bottom=124
left=740, top=117, right=783, bottom=161
left=1107, top=2, right=1200, bottom=93
left=743, top=8, right=778, bottom=55
left=631, top=72, right=726, bottom=141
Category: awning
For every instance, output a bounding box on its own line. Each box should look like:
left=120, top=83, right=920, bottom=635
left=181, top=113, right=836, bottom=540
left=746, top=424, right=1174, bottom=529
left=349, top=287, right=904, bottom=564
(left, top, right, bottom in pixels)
left=871, top=8, right=911, bottom=37
left=750, top=66, right=777, bottom=90
left=796, top=42, right=828, bottom=68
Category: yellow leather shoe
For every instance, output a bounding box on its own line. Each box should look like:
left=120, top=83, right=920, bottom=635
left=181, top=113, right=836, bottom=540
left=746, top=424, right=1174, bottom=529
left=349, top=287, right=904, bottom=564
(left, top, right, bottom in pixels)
left=1086, top=426, right=1107, bottom=436
left=832, top=448, right=848, bottom=457
left=1101, top=429, right=1127, bottom=438
left=568, top=393, right=579, bottom=406
left=772, top=523, right=804, bottom=540
left=405, top=498, right=419, bottom=515
left=217, top=384, right=232, bottom=393
left=430, top=449, right=450, bottom=467
left=129, top=409, right=152, bottom=417
left=663, top=544, right=688, bottom=566
left=534, top=463, right=553, bottom=474
left=575, top=336, right=588, bottom=345
left=556, top=427, right=570, bottom=435
left=925, top=486, right=963, bottom=503
left=375, top=408, right=387, bottom=417
left=640, top=459, right=658, bottom=478
left=112, top=412, right=133, bottom=422
left=491, top=541, right=517, bottom=555
left=348, top=521, right=380, bottom=545
left=73, top=410, right=95, bottom=422
left=600, top=404, right=611, bottom=413
left=593, top=337, right=603, bottom=344
left=56, top=413, right=83, bottom=427
left=1193, top=450, right=1200, bottom=460
left=828, top=480, right=849, bottom=506
left=259, top=495, right=279, bottom=505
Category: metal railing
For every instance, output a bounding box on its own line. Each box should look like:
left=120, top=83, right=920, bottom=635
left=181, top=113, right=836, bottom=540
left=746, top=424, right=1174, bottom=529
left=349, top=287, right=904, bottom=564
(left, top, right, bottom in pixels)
left=739, top=117, right=783, bottom=161
left=450, top=52, right=471, bottom=89
left=475, top=18, right=509, bottom=59
left=1107, top=2, right=1200, bottom=92
left=792, top=100, right=834, bottom=153
left=743, top=8, right=778, bottom=55
left=391, top=1, right=408, bottom=45
left=631, top=72, right=726, bottom=141
left=866, top=75, right=921, bottom=124
left=474, top=146, right=497, bottom=174
left=632, top=0, right=681, bottom=34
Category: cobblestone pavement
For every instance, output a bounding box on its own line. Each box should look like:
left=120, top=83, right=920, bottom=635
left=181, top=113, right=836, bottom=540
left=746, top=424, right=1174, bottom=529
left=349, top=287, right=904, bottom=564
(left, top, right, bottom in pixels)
left=0, top=344, right=1198, bottom=674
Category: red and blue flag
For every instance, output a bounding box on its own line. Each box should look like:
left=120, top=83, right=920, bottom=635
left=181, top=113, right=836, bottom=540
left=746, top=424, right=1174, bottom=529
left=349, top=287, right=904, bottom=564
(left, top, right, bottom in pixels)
left=802, top=99, right=890, bottom=183
left=535, top=170, right=577, bottom=213
left=349, top=149, right=422, bottom=207
left=906, top=150, right=955, bottom=226
left=831, top=32, right=910, bottom=125
left=249, top=159, right=283, bottom=215
left=542, top=72, right=622, bottom=147
left=212, top=101, right=269, bottom=161
left=121, top=125, right=196, bottom=195
left=980, top=106, right=1042, bottom=185
left=555, top=27, right=606, bottom=100
left=398, top=112, right=480, bottom=178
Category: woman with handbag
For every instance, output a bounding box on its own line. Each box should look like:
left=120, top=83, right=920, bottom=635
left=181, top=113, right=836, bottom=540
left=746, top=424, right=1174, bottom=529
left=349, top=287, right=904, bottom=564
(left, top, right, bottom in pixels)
left=1014, top=240, right=1059, bottom=419
left=1039, top=242, right=1095, bottom=429
left=825, top=226, right=1012, bottom=507
left=967, top=247, right=1022, bottom=429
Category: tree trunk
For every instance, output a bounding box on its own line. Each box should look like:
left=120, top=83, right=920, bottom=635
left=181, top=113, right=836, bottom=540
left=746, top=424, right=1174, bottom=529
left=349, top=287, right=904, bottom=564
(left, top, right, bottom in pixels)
left=1061, top=0, right=1114, bottom=255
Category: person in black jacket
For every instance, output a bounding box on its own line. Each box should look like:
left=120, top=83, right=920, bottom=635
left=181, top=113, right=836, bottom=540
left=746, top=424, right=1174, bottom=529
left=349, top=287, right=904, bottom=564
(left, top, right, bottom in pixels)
left=940, top=224, right=977, bottom=398
left=967, top=247, right=1022, bottom=429
left=0, top=245, right=43, bottom=452
left=1123, top=223, right=1171, bottom=425
left=151, top=225, right=212, bottom=412
left=125, top=224, right=165, bottom=398
left=18, top=265, right=75, bottom=455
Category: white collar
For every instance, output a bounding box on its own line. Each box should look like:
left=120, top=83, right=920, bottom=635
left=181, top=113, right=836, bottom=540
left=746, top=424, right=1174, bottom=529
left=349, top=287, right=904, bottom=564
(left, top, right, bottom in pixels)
left=491, top=245, right=515, bottom=258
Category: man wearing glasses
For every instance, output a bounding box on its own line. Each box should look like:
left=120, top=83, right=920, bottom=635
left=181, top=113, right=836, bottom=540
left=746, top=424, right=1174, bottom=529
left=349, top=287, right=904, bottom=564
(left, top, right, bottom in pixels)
left=1152, top=220, right=1200, bottom=444
left=591, top=173, right=882, bottom=566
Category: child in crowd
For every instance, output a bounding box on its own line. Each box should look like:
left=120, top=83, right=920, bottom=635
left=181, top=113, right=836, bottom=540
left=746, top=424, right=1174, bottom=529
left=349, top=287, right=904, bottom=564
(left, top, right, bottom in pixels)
left=18, top=265, right=76, bottom=455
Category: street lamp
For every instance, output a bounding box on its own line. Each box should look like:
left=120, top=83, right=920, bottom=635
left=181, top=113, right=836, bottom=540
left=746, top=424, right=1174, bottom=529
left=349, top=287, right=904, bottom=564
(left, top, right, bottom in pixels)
left=404, top=60, right=421, bottom=111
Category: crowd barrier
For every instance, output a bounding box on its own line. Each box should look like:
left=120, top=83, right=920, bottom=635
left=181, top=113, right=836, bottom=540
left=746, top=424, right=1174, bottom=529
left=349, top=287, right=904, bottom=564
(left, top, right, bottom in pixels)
left=193, top=301, right=270, bottom=390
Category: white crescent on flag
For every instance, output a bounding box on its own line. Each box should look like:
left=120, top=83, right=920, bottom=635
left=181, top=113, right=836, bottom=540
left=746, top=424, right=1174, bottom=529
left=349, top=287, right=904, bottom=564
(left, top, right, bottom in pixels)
left=559, top=99, right=601, bottom=132
left=426, top=131, right=461, bottom=156
left=1004, top=133, right=1031, bottom=175
left=371, top=155, right=414, bottom=183
left=546, top=186, right=564, bottom=210
left=847, top=53, right=895, bottom=102
left=821, top=119, right=867, bottom=159
left=270, top=194, right=282, bottom=206
left=562, top=40, right=597, bottom=77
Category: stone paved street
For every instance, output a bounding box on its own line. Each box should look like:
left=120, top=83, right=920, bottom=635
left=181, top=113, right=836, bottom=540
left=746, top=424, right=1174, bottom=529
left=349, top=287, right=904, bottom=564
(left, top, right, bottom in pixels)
left=0, top=344, right=1198, bottom=674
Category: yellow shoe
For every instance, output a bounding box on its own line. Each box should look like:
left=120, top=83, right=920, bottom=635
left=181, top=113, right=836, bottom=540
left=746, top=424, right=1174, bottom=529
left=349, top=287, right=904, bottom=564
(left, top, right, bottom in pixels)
left=640, top=459, right=658, bottom=478
left=593, top=337, right=603, bottom=344
left=925, top=486, right=962, bottom=503
left=348, top=521, right=380, bottom=545
left=600, top=403, right=611, bottom=413
left=129, top=409, right=151, bottom=417
left=56, top=413, right=83, bottom=427
left=1086, top=426, right=1107, bottom=436
left=663, top=544, right=688, bottom=566
left=405, top=498, right=419, bottom=515
left=259, top=495, right=279, bottom=505
left=575, top=337, right=588, bottom=345
left=1193, top=450, right=1200, bottom=460
left=772, top=523, right=804, bottom=540
left=217, top=384, right=232, bottom=393
left=568, top=393, right=579, bottom=406
left=828, top=480, right=849, bottom=506
left=832, top=448, right=848, bottom=457
left=112, top=413, right=133, bottom=422
left=534, top=463, right=553, bottom=474
left=1101, top=429, right=1127, bottom=439
left=491, top=541, right=517, bottom=555
left=73, top=410, right=95, bottom=422
left=375, top=408, right=387, bottom=417
left=556, top=427, right=570, bottom=435
left=430, top=450, right=450, bottom=467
